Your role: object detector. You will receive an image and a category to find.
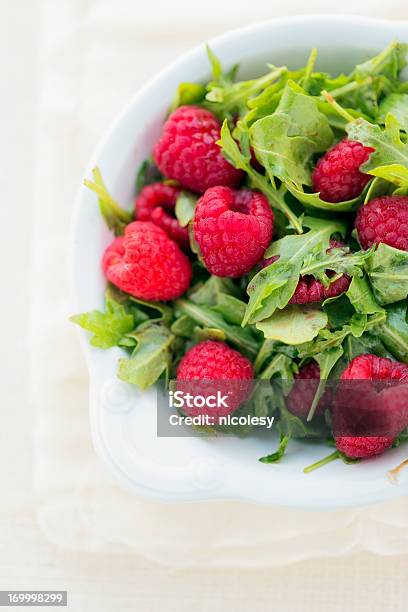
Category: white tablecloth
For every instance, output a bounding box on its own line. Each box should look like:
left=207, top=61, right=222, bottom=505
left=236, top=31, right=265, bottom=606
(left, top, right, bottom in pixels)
left=30, top=0, right=408, bottom=572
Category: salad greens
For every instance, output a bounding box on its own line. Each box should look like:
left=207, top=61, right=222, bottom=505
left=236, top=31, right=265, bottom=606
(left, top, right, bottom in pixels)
left=73, top=42, right=408, bottom=468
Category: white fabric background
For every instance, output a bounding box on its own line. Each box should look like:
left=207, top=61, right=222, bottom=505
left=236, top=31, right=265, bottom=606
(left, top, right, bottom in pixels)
left=3, top=0, right=408, bottom=608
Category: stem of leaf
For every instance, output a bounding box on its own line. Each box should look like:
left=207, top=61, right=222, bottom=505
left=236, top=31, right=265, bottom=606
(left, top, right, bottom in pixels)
left=306, top=378, right=327, bottom=422
left=303, top=450, right=340, bottom=473
left=328, top=77, right=372, bottom=99
left=321, top=90, right=355, bottom=123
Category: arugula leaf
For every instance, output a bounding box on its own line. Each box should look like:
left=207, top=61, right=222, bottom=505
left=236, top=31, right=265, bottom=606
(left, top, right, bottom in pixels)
left=117, top=325, right=174, bottom=390
left=300, top=245, right=371, bottom=287
left=323, top=294, right=356, bottom=328
left=129, top=296, right=173, bottom=328
left=346, top=274, right=385, bottom=314
left=170, top=315, right=196, bottom=338
left=170, top=82, right=207, bottom=111
left=377, top=301, right=408, bottom=362
left=378, top=93, right=408, bottom=131
left=175, top=298, right=259, bottom=357
left=285, top=180, right=369, bottom=212
left=256, top=304, right=328, bottom=345
left=206, top=65, right=287, bottom=116
left=347, top=114, right=408, bottom=188
left=174, top=191, right=197, bottom=227
left=84, top=167, right=133, bottom=235
left=250, top=81, right=333, bottom=186
left=353, top=40, right=408, bottom=84
left=243, top=217, right=346, bottom=325
left=259, top=434, right=290, bottom=464
left=217, top=120, right=303, bottom=233
left=297, top=312, right=386, bottom=358
left=258, top=352, right=296, bottom=381
left=306, top=345, right=344, bottom=421
left=71, top=292, right=135, bottom=349
left=366, top=243, right=408, bottom=304
left=212, top=293, right=247, bottom=326
left=189, top=275, right=242, bottom=306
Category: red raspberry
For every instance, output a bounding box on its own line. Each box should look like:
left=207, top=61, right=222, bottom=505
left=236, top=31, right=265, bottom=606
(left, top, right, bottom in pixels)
left=102, top=221, right=191, bottom=301
left=312, top=139, right=374, bottom=203
left=289, top=272, right=350, bottom=304
left=334, top=354, right=408, bottom=458
left=287, top=239, right=350, bottom=304
left=340, top=354, right=408, bottom=381
left=193, top=186, right=273, bottom=277
left=286, top=361, right=329, bottom=419
left=134, top=182, right=189, bottom=249
left=355, top=195, right=408, bottom=251
left=335, top=436, right=394, bottom=459
left=177, top=340, right=254, bottom=419
left=153, top=106, right=243, bottom=193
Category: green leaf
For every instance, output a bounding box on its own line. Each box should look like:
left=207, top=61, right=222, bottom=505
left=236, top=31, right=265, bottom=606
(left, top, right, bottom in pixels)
left=188, top=275, right=242, bottom=307
left=346, top=274, right=385, bottom=314
left=212, top=293, right=247, bottom=326
left=84, top=167, right=133, bottom=235
left=347, top=114, right=408, bottom=188
left=170, top=315, right=196, bottom=338
left=175, top=298, right=259, bottom=357
left=70, top=291, right=134, bottom=349
left=377, top=301, right=408, bottom=362
left=193, top=326, right=226, bottom=343
left=285, top=180, right=369, bottom=212
left=354, top=41, right=407, bottom=79
left=217, top=120, right=303, bottom=233
left=170, top=82, right=207, bottom=111
left=258, top=352, right=296, bottom=381
left=366, top=243, right=408, bottom=304
left=128, top=296, right=173, bottom=328
left=206, top=45, right=224, bottom=82
left=243, top=216, right=347, bottom=325
left=378, top=93, right=408, bottom=131
left=259, top=434, right=290, bottom=464
left=175, top=191, right=197, bottom=227
left=256, top=304, right=328, bottom=345
left=300, top=245, right=371, bottom=286
left=117, top=325, right=174, bottom=390
left=323, top=294, right=355, bottom=328
left=206, top=65, right=287, bottom=116
left=297, top=311, right=386, bottom=358
left=305, top=345, right=344, bottom=421
left=250, top=81, right=333, bottom=186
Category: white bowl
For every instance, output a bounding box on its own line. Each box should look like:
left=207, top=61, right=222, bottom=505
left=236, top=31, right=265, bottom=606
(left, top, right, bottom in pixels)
left=72, top=15, right=408, bottom=508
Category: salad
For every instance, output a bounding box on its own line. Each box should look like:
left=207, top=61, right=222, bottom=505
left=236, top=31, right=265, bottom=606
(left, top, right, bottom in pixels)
left=72, top=41, right=408, bottom=473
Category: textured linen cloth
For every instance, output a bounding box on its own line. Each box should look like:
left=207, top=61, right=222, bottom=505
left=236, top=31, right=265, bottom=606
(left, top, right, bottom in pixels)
left=30, top=0, right=408, bottom=565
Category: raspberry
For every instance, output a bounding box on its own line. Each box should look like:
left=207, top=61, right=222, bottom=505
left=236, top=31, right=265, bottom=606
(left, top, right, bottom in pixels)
left=312, top=139, right=374, bottom=203
left=335, top=436, right=394, bottom=459
left=193, top=186, right=274, bottom=277
left=355, top=195, right=408, bottom=251
left=340, top=354, right=408, bottom=381
left=153, top=106, right=243, bottom=193
left=265, top=240, right=350, bottom=304
left=289, top=272, right=351, bottom=304
left=102, top=221, right=191, bottom=301
left=134, top=182, right=189, bottom=249
left=286, top=361, right=329, bottom=419
left=177, top=340, right=254, bottom=419
left=334, top=354, right=408, bottom=458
